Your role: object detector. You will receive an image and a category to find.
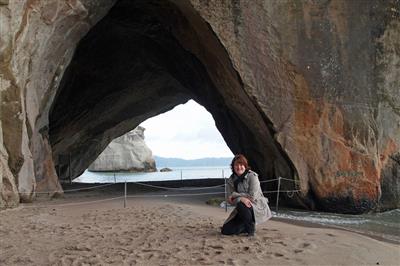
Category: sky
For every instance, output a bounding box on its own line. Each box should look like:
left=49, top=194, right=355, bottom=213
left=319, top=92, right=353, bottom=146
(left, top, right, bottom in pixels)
left=140, top=100, right=233, bottom=159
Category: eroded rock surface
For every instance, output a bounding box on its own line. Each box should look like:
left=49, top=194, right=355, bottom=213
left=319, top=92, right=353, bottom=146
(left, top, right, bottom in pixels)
left=88, top=126, right=156, bottom=172
left=0, top=0, right=116, bottom=206
left=1, top=0, right=399, bottom=213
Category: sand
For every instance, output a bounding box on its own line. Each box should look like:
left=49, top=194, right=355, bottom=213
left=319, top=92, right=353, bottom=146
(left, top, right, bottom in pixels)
left=0, top=190, right=399, bottom=266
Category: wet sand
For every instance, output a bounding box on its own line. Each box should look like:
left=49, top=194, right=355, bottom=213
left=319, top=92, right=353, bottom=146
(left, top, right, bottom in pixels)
left=0, top=187, right=399, bottom=265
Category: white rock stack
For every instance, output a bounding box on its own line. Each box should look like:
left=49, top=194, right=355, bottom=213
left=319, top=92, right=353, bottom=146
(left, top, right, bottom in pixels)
left=88, top=126, right=156, bottom=172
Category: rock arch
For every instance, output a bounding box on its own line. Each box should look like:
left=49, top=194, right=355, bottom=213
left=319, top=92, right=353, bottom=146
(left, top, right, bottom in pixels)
left=1, top=0, right=399, bottom=213
left=48, top=0, right=297, bottom=201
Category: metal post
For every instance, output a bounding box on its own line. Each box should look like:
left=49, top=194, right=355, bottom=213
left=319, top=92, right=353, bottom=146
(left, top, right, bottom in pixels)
left=223, top=169, right=227, bottom=212
left=124, top=180, right=127, bottom=208
left=114, top=173, right=116, bottom=183
left=276, top=176, right=281, bottom=213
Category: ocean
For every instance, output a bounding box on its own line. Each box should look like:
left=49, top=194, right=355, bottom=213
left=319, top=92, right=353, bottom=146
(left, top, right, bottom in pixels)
left=274, top=209, right=400, bottom=244
left=74, top=166, right=232, bottom=183
left=75, top=166, right=400, bottom=244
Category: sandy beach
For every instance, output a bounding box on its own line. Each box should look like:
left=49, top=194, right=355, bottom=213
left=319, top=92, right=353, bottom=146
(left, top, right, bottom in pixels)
left=1, top=187, right=399, bottom=266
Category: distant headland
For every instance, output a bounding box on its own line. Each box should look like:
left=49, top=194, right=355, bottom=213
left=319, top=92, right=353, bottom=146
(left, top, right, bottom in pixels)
left=154, top=156, right=232, bottom=168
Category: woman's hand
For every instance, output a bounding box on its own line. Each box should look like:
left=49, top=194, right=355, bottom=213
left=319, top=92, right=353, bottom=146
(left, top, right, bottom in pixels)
left=228, top=196, right=234, bottom=205
left=240, top=197, right=252, bottom=208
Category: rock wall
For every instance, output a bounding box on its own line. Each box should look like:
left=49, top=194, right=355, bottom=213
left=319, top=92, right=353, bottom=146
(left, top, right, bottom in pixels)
left=88, top=126, right=156, bottom=172
left=0, top=0, right=399, bottom=213
left=187, top=0, right=400, bottom=212
left=0, top=0, right=116, bottom=206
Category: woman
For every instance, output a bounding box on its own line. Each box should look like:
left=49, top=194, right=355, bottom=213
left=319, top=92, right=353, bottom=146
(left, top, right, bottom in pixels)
left=221, top=154, right=272, bottom=236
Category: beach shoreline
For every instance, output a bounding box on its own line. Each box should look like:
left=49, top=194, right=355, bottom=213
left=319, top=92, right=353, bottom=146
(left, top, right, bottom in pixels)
left=272, top=216, right=400, bottom=245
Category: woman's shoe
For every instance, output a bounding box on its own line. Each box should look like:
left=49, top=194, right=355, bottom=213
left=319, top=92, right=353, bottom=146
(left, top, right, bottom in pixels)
left=247, top=222, right=255, bottom=236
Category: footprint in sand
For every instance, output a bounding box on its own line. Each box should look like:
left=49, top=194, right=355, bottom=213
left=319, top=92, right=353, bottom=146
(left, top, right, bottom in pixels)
left=272, top=241, right=287, bottom=247
left=298, top=242, right=316, bottom=250
left=209, top=245, right=224, bottom=250
left=227, top=258, right=237, bottom=265
left=300, top=242, right=310, bottom=248
left=262, top=236, right=273, bottom=242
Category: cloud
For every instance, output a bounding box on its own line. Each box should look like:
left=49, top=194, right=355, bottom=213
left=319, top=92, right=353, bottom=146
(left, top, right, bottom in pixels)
left=140, top=100, right=233, bottom=159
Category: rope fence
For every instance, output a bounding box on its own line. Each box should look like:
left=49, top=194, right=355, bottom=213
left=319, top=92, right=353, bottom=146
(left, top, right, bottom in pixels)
left=18, top=176, right=300, bottom=213
left=18, top=183, right=116, bottom=194
left=132, top=182, right=225, bottom=191
left=20, top=196, right=124, bottom=208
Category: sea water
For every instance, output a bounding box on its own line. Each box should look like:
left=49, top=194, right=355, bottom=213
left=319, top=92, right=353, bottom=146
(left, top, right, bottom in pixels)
left=74, top=167, right=400, bottom=244
left=74, top=166, right=232, bottom=183
left=274, top=208, right=400, bottom=243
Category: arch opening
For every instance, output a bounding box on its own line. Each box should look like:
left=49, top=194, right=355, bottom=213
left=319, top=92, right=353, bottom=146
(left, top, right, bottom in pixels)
left=48, top=0, right=299, bottom=206
left=139, top=99, right=233, bottom=160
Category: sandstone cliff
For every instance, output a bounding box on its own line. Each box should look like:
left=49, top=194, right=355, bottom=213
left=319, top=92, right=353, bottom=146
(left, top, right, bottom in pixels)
left=0, top=0, right=399, bottom=212
left=88, top=126, right=156, bottom=172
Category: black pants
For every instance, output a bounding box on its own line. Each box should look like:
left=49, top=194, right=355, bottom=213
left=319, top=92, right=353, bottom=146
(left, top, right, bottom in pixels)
left=221, top=202, right=255, bottom=235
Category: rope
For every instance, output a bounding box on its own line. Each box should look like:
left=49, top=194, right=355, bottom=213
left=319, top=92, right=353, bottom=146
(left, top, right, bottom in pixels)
left=18, top=179, right=301, bottom=195
left=263, top=190, right=301, bottom=194
left=126, top=191, right=226, bottom=198
left=63, top=183, right=116, bottom=192
left=18, top=187, right=303, bottom=208
left=18, top=183, right=116, bottom=194
left=19, top=191, right=63, bottom=195
left=20, top=196, right=125, bottom=208
left=259, top=179, right=277, bottom=183
left=19, top=192, right=226, bottom=208
left=132, top=181, right=225, bottom=191
left=259, top=177, right=300, bottom=184
left=279, top=177, right=300, bottom=183
left=18, top=181, right=225, bottom=195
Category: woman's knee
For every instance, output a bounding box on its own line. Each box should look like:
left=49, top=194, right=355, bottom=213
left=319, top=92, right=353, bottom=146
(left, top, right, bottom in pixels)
left=236, top=202, right=250, bottom=213
left=236, top=201, right=246, bottom=210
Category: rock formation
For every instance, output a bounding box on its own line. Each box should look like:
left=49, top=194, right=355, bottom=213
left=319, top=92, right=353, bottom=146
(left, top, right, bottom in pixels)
left=160, top=168, right=173, bottom=172
left=88, top=126, right=156, bottom=172
left=0, top=0, right=399, bottom=213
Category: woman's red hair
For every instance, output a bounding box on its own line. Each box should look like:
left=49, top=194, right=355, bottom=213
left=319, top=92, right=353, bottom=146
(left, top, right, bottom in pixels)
left=230, top=154, right=249, bottom=172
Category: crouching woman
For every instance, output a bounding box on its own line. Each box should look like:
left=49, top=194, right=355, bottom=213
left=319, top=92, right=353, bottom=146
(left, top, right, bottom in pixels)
left=221, top=154, right=272, bottom=236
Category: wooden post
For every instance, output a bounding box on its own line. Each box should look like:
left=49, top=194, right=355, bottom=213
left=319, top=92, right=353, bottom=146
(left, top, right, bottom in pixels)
left=224, top=169, right=227, bottom=212
left=180, top=170, right=183, bottom=186
left=113, top=153, right=116, bottom=183
left=124, top=180, right=127, bottom=208
left=276, top=176, right=281, bottom=213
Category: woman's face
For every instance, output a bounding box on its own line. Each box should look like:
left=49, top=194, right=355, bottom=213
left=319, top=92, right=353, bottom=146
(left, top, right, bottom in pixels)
left=234, top=161, right=246, bottom=176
